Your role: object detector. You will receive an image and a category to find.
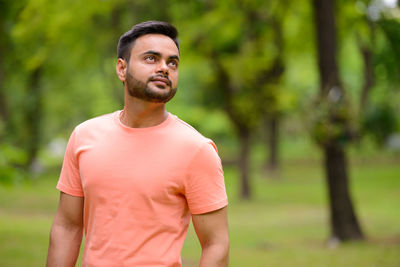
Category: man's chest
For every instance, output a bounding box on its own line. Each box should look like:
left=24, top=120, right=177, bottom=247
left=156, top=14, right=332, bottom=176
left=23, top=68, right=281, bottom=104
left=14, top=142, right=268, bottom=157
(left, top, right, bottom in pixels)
left=77, top=136, right=187, bottom=204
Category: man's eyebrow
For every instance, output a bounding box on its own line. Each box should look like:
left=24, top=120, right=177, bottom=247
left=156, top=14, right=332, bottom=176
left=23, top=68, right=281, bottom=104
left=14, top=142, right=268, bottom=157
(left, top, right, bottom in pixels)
left=141, top=50, right=161, bottom=57
left=169, top=55, right=180, bottom=62
left=141, top=50, right=179, bottom=61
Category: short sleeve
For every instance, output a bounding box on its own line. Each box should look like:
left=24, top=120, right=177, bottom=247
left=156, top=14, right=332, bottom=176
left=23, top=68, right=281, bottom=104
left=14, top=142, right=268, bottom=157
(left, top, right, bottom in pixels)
left=56, top=129, right=84, bottom=197
left=184, top=141, right=228, bottom=214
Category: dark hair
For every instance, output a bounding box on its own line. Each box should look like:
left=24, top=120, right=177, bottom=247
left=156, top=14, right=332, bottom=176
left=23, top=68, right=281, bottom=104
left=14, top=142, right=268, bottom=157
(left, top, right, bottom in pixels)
left=117, top=21, right=179, bottom=61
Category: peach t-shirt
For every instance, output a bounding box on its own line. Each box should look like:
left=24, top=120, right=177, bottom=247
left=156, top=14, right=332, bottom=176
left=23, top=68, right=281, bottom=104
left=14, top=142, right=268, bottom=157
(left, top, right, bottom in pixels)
left=57, top=111, right=228, bottom=267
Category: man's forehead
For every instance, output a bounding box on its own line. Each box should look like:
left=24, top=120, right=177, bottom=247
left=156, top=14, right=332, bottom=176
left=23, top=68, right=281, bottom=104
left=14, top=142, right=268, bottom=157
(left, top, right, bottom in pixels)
left=131, top=34, right=179, bottom=54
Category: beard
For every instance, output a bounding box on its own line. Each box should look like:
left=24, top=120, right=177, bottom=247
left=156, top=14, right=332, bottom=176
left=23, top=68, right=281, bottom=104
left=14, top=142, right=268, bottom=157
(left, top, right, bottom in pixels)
left=125, top=68, right=177, bottom=103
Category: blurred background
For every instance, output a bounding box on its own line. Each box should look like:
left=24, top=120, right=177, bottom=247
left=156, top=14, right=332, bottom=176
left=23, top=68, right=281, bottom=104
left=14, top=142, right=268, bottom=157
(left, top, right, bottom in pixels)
left=0, top=0, right=399, bottom=266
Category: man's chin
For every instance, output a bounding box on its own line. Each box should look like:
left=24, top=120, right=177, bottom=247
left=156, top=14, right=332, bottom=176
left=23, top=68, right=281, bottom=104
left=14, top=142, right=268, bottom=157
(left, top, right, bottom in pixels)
left=146, top=87, right=177, bottom=103
left=142, top=93, right=174, bottom=103
left=127, top=86, right=177, bottom=103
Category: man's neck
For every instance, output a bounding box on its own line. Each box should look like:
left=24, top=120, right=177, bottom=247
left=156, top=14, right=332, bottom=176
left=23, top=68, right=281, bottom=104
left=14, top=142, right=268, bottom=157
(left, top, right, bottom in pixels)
left=121, top=96, right=168, bottom=128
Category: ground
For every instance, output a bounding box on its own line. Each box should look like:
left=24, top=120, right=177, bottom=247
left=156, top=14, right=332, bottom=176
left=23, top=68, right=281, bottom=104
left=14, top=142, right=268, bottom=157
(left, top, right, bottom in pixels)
left=1, top=143, right=399, bottom=266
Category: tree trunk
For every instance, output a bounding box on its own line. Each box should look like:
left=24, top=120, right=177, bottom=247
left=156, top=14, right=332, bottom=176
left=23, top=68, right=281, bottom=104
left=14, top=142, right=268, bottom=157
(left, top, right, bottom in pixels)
left=0, top=35, right=8, bottom=141
left=238, top=127, right=251, bottom=199
left=360, top=47, right=373, bottom=110
left=313, top=0, right=364, bottom=241
left=0, top=68, right=7, bottom=140
left=24, top=67, right=42, bottom=169
left=257, top=14, right=284, bottom=174
left=358, top=21, right=375, bottom=111
left=324, top=143, right=363, bottom=240
left=266, top=116, right=279, bottom=172
left=313, top=0, right=340, bottom=93
left=212, top=55, right=253, bottom=199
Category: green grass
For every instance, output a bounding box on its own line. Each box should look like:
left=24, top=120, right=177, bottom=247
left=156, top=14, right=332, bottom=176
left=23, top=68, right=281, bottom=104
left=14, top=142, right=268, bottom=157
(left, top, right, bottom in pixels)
left=1, top=148, right=399, bottom=266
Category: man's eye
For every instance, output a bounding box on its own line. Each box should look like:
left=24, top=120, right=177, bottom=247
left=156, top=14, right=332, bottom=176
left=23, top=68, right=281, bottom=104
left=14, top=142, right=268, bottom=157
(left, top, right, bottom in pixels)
left=168, top=61, right=178, bottom=68
left=145, top=56, right=155, bottom=62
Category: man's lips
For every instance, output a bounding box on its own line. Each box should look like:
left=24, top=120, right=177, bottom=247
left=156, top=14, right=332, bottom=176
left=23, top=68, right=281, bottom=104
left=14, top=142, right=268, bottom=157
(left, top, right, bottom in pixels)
left=150, top=76, right=171, bottom=86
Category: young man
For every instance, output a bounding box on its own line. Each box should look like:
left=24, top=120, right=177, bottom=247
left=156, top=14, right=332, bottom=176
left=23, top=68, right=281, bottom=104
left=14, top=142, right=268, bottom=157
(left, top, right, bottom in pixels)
left=46, top=21, right=229, bottom=267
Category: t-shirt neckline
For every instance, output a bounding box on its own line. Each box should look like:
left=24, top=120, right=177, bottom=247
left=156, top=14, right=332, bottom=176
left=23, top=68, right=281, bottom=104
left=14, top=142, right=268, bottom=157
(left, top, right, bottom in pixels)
left=113, top=110, right=174, bottom=133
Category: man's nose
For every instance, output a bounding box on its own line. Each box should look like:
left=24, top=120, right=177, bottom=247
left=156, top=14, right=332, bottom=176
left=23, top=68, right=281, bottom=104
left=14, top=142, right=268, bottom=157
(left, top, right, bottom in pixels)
left=157, top=60, right=169, bottom=75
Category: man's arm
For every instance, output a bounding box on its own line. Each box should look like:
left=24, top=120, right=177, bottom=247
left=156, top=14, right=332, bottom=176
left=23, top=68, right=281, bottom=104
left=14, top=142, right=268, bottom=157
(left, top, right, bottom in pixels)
left=192, top=206, right=229, bottom=267
left=47, top=192, right=84, bottom=267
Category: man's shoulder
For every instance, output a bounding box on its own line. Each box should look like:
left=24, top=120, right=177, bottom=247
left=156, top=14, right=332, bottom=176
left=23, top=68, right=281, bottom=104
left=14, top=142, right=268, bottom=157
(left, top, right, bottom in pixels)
left=73, top=111, right=116, bottom=135
left=169, top=114, right=216, bottom=149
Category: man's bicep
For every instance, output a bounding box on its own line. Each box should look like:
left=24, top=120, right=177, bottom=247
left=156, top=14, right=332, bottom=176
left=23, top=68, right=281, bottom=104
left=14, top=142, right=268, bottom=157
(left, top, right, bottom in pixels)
left=192, top=206, right=229, bottom=247
left=55, top=192, right=84, bottom=227
left=185, top=142, right=228, bottom=214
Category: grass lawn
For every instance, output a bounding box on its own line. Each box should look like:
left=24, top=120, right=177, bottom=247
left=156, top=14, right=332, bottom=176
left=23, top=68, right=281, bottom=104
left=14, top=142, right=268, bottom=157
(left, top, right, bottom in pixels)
left=1, top=147, right=399, bottom=266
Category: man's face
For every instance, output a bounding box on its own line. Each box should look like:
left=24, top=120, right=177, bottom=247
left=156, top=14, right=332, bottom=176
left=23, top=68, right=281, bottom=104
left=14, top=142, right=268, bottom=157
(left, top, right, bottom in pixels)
left=123, top=34, right=180, bottom=103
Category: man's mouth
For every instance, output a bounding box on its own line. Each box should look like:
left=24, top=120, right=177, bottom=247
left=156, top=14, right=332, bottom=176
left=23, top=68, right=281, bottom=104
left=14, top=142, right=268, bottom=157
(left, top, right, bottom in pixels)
left=150, top=76, right=171, bottom=86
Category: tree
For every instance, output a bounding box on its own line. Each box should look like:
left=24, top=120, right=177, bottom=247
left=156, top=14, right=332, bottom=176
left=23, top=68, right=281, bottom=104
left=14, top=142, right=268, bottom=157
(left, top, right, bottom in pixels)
left=172, top=0, right=291, bottom=198
left=338, top=0, right=400, bottom=146
left=261, top=11, right=286, bottom=173
left=312, top=0, right=364, bottom=241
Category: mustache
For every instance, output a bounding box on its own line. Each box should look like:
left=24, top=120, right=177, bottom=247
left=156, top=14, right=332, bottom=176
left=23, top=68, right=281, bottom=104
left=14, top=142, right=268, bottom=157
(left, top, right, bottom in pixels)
left=148, top=75, right=172, bottom=86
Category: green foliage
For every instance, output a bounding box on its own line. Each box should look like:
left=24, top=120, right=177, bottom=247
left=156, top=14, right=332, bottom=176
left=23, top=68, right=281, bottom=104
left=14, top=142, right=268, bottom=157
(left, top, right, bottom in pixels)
left=1, top=0, right=399, bottom=184
left=362, top=102, right=398, bottom=146
left=308, top=96, right=356, bottom=147
left=0, top=144, right=27, bottom=185
left=379, top=18, right=400, bottom=62
left=172, top=0, right=295, bottom=136
left=377, top=18, right=400, bottom=86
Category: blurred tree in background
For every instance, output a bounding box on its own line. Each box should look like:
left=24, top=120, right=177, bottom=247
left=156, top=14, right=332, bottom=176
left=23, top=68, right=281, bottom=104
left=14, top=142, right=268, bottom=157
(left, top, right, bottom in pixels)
left=312, top=0, right=364, bottom=242
left=171, top=0, right=292, bottom=199
left=1, top=0, right=399, bottom=244
left=310, top=0, right=400, bottom=242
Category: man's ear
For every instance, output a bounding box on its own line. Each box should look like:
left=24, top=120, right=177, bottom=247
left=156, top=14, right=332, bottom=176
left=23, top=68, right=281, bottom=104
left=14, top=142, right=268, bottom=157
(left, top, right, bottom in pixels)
left=116, top=58, right=127, bottom=82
